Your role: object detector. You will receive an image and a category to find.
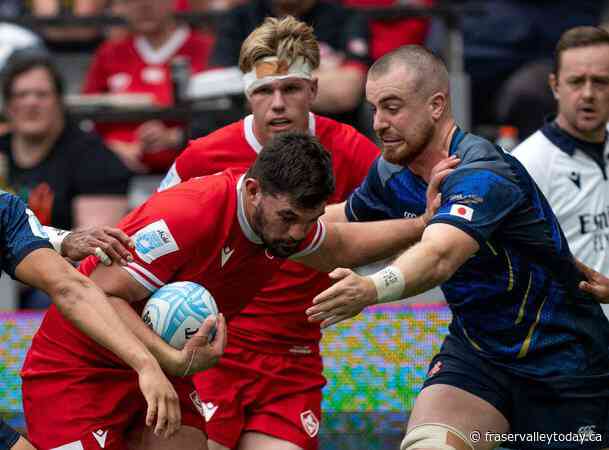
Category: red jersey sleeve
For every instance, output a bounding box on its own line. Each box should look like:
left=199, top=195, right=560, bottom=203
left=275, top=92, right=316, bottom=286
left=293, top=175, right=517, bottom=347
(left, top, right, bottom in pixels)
left=120, top=179, right=224, bottom=292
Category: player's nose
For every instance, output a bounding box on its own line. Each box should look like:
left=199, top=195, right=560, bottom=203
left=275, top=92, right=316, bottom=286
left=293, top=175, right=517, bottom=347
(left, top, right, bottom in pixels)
left=271, top=89, right=286, bottom=109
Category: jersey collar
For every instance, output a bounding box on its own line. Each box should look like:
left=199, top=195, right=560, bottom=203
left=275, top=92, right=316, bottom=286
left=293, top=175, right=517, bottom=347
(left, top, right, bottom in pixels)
left=448, top=126, right=466, bottom=156
left=236, top=175, right=263, bottom=244
left=541, top=118, right=607, bottom=173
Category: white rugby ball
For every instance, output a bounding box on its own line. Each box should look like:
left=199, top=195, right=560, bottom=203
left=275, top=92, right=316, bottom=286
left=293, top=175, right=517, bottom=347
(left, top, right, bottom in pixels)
left=141, top=281, right=218, bottom=349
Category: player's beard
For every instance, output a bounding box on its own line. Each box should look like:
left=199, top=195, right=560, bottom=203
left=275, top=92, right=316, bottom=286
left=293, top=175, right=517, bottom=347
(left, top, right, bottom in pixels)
left=382, top=120, right=434, bottom=166
left=252, top=203, right=302, bottom=258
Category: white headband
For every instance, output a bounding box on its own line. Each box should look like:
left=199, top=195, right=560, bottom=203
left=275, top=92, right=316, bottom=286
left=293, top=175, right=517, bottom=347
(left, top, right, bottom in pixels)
left=243, top=56, right=313, bottom=98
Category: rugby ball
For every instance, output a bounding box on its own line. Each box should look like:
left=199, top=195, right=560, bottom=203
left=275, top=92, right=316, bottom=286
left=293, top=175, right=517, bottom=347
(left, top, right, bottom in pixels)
left=141, top=281, right=218, bottom=349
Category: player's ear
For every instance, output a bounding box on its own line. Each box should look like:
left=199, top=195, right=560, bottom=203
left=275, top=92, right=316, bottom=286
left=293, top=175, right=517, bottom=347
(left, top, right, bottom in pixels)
left=549, top=73, right=559, bottom=101
left=429, top=92, right=447, bottom=121
left=244, top=178, right=262, bottom=205
left=310, top=78, right=318, bottom=101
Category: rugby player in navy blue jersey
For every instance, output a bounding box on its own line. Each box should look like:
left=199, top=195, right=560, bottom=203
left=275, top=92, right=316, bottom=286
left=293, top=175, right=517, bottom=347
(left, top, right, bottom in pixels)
left=308, top=45, right=609, bottom=450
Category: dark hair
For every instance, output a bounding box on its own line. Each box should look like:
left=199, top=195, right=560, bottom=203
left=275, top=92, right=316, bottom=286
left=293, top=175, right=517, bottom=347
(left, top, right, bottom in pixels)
left=554, top=26, right=609, bottom=75
left=2, top=52, right=64, bottom=101
left=246, top=132, right=335, bottom=209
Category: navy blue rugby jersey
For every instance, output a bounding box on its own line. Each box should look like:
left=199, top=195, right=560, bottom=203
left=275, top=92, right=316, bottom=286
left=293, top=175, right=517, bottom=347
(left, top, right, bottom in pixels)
left=0, top=191, right=52, bottom=278
left=346, top=128, right=609, bottom=378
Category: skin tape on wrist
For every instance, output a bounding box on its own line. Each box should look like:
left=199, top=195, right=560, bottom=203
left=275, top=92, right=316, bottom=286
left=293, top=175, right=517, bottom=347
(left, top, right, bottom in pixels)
left=369, top=265, right=405, bottom=303
left=45, top=226, right=70, bottom=254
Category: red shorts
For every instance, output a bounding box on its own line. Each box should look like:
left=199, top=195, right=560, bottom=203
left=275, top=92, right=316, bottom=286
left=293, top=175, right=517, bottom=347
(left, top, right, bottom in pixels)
left=22, top=368, right=204, bottom=450
left=193, top=344, right=325, bottom=450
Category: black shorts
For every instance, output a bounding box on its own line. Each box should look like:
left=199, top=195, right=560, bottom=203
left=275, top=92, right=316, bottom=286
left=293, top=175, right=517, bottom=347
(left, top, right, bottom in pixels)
left=422, top=334, right=609, bottom=450
left=0, top=418, right=20, bottom=450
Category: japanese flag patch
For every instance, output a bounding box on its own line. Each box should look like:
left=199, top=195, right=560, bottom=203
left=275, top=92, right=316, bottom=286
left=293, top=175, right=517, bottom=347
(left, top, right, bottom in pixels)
left=449, top=204, right=474, bottom=221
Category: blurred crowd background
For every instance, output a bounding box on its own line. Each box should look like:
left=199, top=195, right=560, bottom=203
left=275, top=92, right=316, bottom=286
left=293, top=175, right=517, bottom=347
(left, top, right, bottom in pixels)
left=0, top=0, right=608, bottom=308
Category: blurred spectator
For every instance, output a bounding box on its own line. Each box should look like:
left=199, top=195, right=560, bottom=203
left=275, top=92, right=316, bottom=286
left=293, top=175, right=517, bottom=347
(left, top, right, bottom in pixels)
left=108, top=0, right=242, bottom=40
left=30, top=0, right=108, bottom=49
left=454, top=0, right=605, bottom=133
left=0, top=54, right=131, bottom=231
left=0, top=54, right=131, bottom=309
left=83, top=0, right=213, bottom=173
left=343, top=0, right=433, bottom=60
left=176, top=0, right=244, bottom=11
left=0, top=0, right=26, bottom=17
left=210, top=0, right=371, bottom=124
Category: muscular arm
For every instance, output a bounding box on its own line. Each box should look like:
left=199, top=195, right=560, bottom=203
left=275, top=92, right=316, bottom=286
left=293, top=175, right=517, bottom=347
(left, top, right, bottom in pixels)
left=387, top=223, right=479, bottom=298
left=15, top=248, right=159, bottom=374
left=306, top=223, right=478, bottom=327
left=298, top=155, right=456, bottom=272
left=295, top=216, right=427, bottom=273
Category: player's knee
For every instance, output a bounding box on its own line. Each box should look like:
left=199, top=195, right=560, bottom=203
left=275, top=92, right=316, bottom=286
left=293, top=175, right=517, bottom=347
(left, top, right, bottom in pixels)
left=401, top=423, right=474, bottom=450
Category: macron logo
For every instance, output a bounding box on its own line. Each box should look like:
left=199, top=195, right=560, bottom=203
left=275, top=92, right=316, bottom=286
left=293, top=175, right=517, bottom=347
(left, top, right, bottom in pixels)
left=568, top=171, right=581, bottom=189
left=221, top=246, right=235, bottom=267
left=92, top=429, right=108, bottom=448
left=202, top=402, right=219, bottom=422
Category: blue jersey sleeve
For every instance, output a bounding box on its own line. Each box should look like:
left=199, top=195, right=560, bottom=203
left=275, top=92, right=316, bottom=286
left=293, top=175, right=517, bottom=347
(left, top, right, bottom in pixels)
left=0, top=192, right=52, bottom=278
left=345, top=157, right=397, bottom=222
left=428, top=168, right=525, bottom=246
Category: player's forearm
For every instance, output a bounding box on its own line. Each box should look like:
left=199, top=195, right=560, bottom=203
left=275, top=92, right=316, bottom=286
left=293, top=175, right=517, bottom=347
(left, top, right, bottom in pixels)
left=390, top=241, right=455, bottom=300
left=48, top=273, right=160, bottom=374
left=327, top=217, right=426, bottom=269
left=104, top=296, right=184, bottom=375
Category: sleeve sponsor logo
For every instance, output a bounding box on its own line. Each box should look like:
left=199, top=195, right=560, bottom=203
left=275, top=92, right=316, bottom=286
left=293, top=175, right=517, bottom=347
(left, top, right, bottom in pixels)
left=447, top=194, right=484, bottom=205
left=133, top=219, right=179, bottom=263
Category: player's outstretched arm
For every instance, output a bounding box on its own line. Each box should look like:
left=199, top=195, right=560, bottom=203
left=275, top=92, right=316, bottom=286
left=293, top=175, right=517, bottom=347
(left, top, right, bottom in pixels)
left=306, top=223, right=478, bottom=328
left=576, top=259, right=609, bottom=303
left=295, top=156, right=456, bottom=272
left=14, top=248, right=181, bottom=438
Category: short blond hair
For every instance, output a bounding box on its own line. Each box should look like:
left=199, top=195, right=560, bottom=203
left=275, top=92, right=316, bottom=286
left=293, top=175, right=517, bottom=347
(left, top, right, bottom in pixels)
left=239, top=16, right=320, bottom=73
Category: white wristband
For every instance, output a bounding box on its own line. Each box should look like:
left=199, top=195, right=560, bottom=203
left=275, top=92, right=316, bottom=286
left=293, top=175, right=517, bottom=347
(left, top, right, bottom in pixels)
left=43, top=226, right=71, bottom=255
left=369, top=265, right=405, bottom=303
